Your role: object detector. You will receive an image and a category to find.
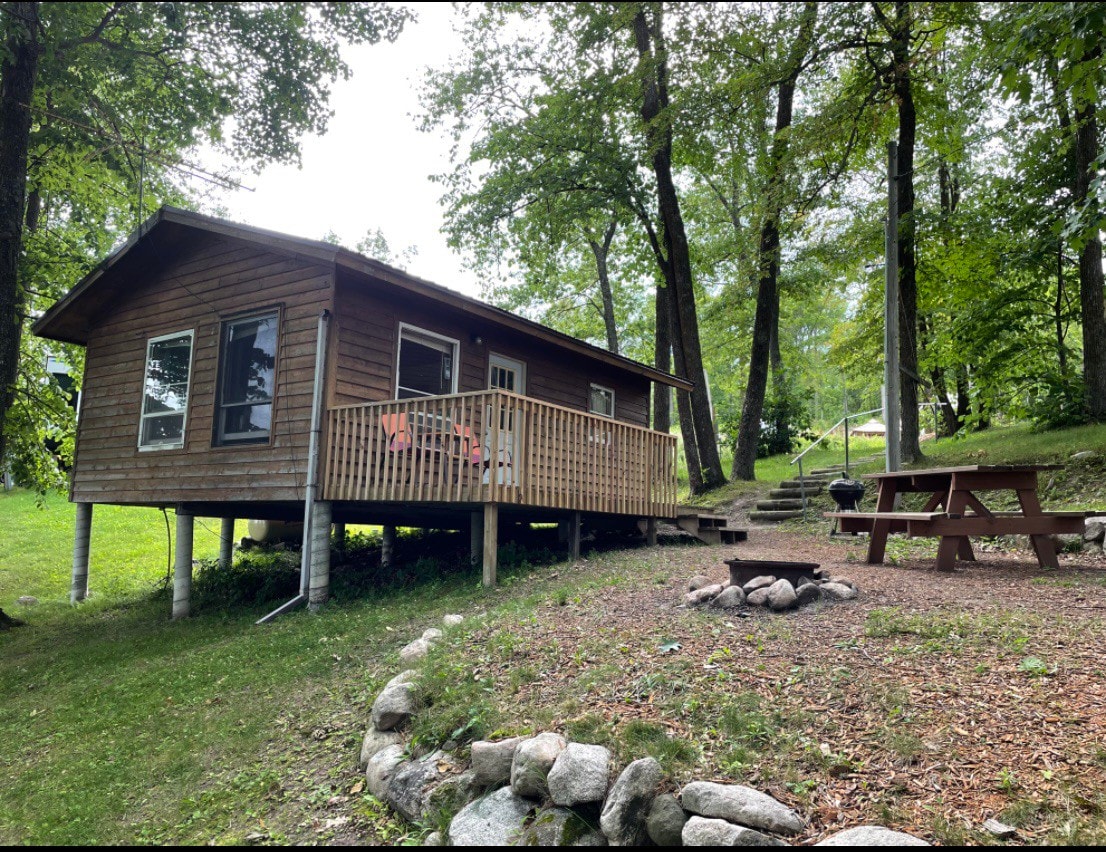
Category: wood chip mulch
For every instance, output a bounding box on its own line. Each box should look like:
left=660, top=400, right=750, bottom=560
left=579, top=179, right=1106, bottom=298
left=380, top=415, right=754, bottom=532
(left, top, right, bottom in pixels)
left=460, top=529, right=1106, bottom=845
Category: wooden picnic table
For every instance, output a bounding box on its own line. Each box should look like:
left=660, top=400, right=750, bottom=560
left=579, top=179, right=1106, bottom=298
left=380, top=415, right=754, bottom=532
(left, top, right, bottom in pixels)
left=824, top=464, right=1086, bottom=571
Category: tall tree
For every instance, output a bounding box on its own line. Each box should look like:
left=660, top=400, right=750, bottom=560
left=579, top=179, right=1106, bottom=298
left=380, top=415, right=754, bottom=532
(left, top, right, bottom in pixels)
left=0, top=1, right=412, bottom=470
left=732, top=2, right=818, bottom=480
left=632, top=3, right=725, bottom=490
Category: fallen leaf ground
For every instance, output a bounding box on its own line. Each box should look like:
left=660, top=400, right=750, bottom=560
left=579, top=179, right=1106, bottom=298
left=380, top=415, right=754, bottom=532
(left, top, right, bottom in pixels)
left=409, top=528, right=1106, bottom=846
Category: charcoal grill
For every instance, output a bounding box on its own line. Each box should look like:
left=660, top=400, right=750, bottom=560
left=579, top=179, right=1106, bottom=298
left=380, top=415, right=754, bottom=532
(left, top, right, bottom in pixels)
left=828, top=477, right=865, bottom=536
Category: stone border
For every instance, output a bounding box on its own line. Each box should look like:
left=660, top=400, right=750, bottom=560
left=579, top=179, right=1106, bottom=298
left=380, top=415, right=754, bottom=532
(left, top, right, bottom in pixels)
left=358, top=611, right=930, bottom=846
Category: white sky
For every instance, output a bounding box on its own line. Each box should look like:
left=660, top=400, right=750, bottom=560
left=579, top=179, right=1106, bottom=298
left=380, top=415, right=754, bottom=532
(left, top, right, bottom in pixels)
left=200, top=8, right=481, bottom=297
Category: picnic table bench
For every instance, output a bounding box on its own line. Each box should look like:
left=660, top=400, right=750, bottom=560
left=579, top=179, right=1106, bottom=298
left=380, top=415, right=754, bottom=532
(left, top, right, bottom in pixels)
left=824, top=465, right=1086, bottom=571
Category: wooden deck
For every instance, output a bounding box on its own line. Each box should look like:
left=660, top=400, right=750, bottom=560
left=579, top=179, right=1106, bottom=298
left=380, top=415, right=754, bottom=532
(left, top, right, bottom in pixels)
left=322, top=390, right=679, bottom=517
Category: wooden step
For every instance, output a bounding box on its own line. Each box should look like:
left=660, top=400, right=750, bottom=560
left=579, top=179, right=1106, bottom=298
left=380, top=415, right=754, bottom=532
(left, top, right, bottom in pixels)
left=810, top=467, right=846, bottom=476
left=719, top=527, right=748, bottom=544
left=756, top=499, right=803, bottom=511
left=750, top=509, right=804, bottom=522
left=778, top=479, right=826, bottom=491
left=770, top=488, right=814, bottom=499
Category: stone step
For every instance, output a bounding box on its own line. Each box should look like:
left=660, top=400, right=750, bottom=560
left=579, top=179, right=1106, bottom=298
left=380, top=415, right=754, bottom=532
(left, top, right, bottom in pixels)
left=756, top=499, right=804, bottom=511
left=749, top=509, right=804, bottom=522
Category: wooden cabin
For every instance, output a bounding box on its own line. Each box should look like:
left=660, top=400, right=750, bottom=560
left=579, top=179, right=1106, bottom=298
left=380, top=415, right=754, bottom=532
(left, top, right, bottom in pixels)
left=33, top=207, right=695, bottom=618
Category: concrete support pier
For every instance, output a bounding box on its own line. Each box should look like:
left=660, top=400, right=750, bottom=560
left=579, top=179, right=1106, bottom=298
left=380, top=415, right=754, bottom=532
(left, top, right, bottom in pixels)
left=218, top=517, right=235, bottom=568
left=71, top=502, right=92, bottom=603
left=308, top=500, right=332, bottom=611
left=172, top=509, right=194, bottom=620
left=568, top=511, right=582, bottom=561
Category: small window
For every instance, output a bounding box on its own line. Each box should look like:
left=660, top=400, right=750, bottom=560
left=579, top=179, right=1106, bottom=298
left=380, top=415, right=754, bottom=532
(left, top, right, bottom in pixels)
left=396, top=325, right=459, bottom=399
left=589, top=384, right=615, bottom=418
left=139, top=330, right=195, bottom=450
left=215, top=312, right=279, bottom=445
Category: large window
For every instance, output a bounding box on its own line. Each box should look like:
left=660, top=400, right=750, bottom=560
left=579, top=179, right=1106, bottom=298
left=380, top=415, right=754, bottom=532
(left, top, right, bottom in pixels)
left=139, top=330, right=195, bottom=450
left=215, top=312, right=279, bottom=445
left=396, top=325, right=458, bottom=399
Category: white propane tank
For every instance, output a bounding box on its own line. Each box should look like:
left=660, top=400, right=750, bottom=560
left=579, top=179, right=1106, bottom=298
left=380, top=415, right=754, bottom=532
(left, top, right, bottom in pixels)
left=246, top=519, right=305, bottom=544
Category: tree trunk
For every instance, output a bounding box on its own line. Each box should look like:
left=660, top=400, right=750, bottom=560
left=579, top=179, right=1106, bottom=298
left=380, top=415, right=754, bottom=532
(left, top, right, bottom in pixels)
left=585, top=218, right=620, bottom=355
left=669, top=284, right=701, bottom=493
left=891, top=1, right=922, bottom=461
left=653, top=281, right=671, bottom=434
left=1056, top=239, right=1068, bottom=377
left=633, top=7, right=724, bottom=492
left=0, top=2, right=41, bottom=465
left=1073, top=61, right=1106, bottom=420
left=732, top=2, right=816, bottom=481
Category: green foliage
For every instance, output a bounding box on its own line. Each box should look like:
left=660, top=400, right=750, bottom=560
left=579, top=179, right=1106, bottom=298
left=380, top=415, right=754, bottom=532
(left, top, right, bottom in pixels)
left=757, top=380, right=816, bottom=458
left=1028, top=373, right=1088, bottom=431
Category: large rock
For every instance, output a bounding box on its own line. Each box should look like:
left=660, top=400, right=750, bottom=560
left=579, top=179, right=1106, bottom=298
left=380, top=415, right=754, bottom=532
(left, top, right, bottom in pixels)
left=371, top=682, right=418, bottom=731
left=742, top=575, right=776, bottom=594
left=360, top=727, right=403, bottom=765
left=711, top=586, right=746, bottom=609
left=1083, top=519, right=1106, bottom=543
left=647, top=793, right=688, bottom=846
left=814, top=826, right=929, bottom=846
left=795, top=583, right=823, bottom=607
left=686, top=584, right=725, bottom=606
left=399, top=638, right=432, bottom=664
left=443, top=613, right=464, bottom=626
left=521, top=807, right=607, bottom=846
left=384, top=750, right=458, bottom=821
left=680, top=781, right=803, bottom=835
left=428, top=769, right=482, bottom=815
left=422, top=627, right=444, bottom=642
left=511, top=732, right=567, bottom=798
left=384, top=669, right=419, bottom=690
left=819, top=583, right=857, bottom=601
left=548, top=743, right=611, bottom=806
left=683, top=815, right=788, bottom=846
left=766, top=579, right=798, bottom=611
left=449, top=787, right=533, bottom=846
left=365, top=744, right=407, bottom=799
left=746, top=588, right=770, bottom=607
left=688, top=575, right=713, bottom=591
left=599, top=756, right=663, bottom=845
left=471, top=737, right=525, bottom=787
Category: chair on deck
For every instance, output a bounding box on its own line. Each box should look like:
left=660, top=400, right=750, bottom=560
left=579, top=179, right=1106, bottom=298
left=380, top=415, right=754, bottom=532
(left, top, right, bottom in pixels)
left=453, top=423, right=483, bottom=465
left=380, top=413, right=413, bottom=452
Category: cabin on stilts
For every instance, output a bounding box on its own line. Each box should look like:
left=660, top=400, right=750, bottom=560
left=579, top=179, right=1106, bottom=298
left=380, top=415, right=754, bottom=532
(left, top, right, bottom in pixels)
left=33, top=207, right=694, bottom=619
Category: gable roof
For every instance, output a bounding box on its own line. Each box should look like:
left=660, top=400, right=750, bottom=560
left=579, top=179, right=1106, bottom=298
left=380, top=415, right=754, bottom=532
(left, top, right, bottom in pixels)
left=32, top=206, right=692, bottom=391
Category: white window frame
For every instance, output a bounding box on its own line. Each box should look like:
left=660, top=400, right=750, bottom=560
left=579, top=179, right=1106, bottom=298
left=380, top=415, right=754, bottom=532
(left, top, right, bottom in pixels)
left=488, top=352, right=526, bottom=395
left=588, top=383, right=615, bottom=418
left=214, top=310, right=280, bottom=446
left=395, top=323, right=460, bottom=399
left=138, top=329, right=195, bottom=451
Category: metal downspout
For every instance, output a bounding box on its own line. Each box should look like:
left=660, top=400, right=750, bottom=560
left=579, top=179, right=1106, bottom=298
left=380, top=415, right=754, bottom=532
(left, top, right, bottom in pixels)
left=257, top=309, right=331, bottom=625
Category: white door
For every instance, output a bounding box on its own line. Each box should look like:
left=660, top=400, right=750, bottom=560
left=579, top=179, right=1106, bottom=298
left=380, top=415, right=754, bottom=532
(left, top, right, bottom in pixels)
left=486, top=354, right=525, bottom=485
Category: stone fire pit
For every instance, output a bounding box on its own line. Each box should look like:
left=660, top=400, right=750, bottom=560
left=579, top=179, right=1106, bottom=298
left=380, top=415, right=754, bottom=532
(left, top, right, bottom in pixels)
left=685, top=558, right=858, bottom=612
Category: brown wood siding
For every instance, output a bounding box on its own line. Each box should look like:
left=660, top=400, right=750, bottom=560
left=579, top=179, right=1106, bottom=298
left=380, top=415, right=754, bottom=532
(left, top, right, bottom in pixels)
left=330, top=270, right=650, bottom=426
left=71, top=236, right=333, bottom=505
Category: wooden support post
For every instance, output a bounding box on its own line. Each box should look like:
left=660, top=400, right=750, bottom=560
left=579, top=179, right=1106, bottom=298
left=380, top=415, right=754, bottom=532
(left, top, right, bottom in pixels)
left=646, top=516, right=657, bottom=547
left=218, top=517, right=235, bottom=568
left=483, top=502, right=499, bottom=587
left=172, top=509, right=194, bottom=620
left=557, top=519, right=571, bottom=545
left=333, top=522, right=346, bottom=550
left=71, top=502, right=92, bottom=603
left=568, top=511, right=581, bottom=562
left=382, top=524, right=396, bottom=568
left=309, top=500, right=332, bottom=610
left=470, top=511, right=483, bottom=566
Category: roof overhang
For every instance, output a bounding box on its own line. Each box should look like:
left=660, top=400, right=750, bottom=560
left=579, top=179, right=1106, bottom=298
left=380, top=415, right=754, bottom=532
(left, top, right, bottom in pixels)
left=32, top=206, right=693, bottom=392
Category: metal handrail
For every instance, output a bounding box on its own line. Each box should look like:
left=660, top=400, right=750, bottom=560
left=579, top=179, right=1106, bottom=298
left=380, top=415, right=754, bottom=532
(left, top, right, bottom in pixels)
left=790, top=407, right=883, bottom=520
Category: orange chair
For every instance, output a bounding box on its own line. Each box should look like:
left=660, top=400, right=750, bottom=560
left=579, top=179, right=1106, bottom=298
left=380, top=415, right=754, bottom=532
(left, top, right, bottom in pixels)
left=380, top=413, right=413, bottom=452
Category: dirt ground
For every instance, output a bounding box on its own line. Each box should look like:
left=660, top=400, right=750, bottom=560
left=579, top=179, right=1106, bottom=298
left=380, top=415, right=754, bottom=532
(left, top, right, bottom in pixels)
left=450, top=526, right=1106, bottom=845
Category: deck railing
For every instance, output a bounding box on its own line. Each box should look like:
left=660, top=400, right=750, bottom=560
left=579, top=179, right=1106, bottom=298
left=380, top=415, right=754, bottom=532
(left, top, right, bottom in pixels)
left=322, top=390, right=678, bottom=517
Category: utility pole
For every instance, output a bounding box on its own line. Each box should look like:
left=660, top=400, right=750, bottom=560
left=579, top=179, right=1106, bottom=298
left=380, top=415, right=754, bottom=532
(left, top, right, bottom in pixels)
left=884, top=141, right=902, bottom=473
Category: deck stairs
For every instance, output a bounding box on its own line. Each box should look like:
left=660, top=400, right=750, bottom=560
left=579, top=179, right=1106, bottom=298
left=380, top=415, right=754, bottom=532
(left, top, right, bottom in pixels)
left=674, top=508, right=748, bottom=545
left=749, top=456, right=881, bottom=523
